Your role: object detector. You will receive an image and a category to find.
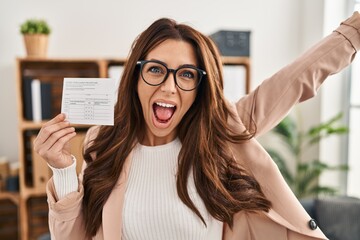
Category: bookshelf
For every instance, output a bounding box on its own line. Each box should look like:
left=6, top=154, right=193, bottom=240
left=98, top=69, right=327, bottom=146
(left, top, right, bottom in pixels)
left=12, top=58, right=126, bottom=240
left=4, top=56, right=250, bottom=240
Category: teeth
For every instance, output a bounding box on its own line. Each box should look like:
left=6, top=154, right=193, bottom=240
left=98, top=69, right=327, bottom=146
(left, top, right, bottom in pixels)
left=155, top=102, right=175, bottom=108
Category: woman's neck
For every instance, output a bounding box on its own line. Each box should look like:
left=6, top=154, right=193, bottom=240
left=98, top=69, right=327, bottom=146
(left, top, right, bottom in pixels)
left=139, top=134, right=178, bottom=146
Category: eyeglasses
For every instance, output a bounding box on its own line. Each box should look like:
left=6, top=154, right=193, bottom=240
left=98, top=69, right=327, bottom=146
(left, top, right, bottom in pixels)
left=136, top=60, right=206, bottom=91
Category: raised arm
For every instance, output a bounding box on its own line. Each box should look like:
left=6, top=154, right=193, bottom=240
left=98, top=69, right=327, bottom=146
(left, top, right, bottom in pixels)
left=45, top=125, right=98, bottom=240
left=236, top=12, right=360, bottom=137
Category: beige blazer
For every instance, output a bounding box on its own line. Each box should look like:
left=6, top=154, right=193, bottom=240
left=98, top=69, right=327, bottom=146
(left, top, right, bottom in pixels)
left=46, top=12, right=360, bottom=240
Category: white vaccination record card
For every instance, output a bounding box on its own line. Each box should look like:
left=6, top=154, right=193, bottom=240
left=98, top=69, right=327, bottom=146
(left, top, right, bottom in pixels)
left=61, top=78, right=115, bottom=126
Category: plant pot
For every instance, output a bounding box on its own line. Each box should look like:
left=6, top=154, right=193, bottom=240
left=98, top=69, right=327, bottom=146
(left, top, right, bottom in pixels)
left=23, top=34, right=49, bottom=57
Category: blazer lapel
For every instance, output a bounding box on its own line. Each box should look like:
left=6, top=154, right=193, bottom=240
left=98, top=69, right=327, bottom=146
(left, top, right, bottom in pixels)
left=265, top=209, right=326, bottom=239
left=102, top=153, right=133, bottom=240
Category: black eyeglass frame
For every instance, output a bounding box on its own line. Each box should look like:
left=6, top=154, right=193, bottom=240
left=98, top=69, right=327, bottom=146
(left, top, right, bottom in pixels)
left=136, top=60, right=206, bottom=91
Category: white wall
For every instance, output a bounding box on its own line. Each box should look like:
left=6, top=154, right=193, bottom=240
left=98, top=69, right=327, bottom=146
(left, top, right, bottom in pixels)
left=319, top=0, right=349, bottom=195
left=0, top=0, right=349, bottom=192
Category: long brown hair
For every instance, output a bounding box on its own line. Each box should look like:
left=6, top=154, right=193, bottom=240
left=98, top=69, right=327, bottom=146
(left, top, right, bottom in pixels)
left=83, top=18, right=271, bottom=237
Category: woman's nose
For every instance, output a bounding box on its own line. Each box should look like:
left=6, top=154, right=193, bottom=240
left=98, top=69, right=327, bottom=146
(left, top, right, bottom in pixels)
left=160, top=71, right=177, bottom=94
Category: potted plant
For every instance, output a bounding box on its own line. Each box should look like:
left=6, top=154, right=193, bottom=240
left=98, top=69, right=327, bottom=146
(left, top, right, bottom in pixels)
left=264, top=112, right=349, bottom=199
left=20, top=19, right=51, bottom=57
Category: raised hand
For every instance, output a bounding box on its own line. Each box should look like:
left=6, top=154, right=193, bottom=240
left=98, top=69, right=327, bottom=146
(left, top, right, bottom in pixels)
left=33, top=113, right=77, bottom=169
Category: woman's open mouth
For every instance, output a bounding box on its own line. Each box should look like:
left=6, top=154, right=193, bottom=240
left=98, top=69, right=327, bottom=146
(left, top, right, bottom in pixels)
left=153, top=102, right=177, bottom=124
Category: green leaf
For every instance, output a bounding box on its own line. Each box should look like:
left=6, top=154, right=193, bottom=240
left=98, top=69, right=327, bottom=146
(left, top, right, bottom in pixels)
left=265, top=111, right=349, bottom=199
left=266, top=148, right=294, bottom=185
left=326, top=163, right=349, bottom=171
left=20, top=19, right=51, bottom=35
left=308, top=185, right=338, bottom=196
left=308, top=113, right=343, bottom=135
left=273, top=116, right=298, bottom=152
left=307, top=113, right=348, bottom=145
left=296, top=162, right=324, bottom=194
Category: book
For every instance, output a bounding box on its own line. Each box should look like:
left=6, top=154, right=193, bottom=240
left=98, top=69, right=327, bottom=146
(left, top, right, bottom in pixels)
left=40, top=82, right=52, bottom=120
left=23, top=78, right=52, bottom=121
left=31, top=79, right=42, bottom=122
left=24, top=130, right=37, bottom=187
left=23, top=77, right=33, bottom=120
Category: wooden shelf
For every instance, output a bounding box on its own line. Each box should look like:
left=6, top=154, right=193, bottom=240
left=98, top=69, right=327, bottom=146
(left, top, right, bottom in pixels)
left=19, top=120, right=93, bottom=130
left=20, top=188, right=46, bottom=199
left=0, top=192, right=19, bottom=205
left=222, top=56, right=250, bottom=65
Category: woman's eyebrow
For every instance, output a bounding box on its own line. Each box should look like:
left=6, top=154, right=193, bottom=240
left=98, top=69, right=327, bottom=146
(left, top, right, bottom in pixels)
left=148, top=58, right=198, bottom=68
left=179, top=63, right=198, bottom=68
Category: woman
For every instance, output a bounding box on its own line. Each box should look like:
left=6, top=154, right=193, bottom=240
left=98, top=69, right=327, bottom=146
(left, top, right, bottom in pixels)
left=34, top=12, right=360, bottom=240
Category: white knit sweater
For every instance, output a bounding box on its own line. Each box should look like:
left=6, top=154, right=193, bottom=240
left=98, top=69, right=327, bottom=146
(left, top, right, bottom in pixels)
left=50, top=138, right=223, bottom=239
